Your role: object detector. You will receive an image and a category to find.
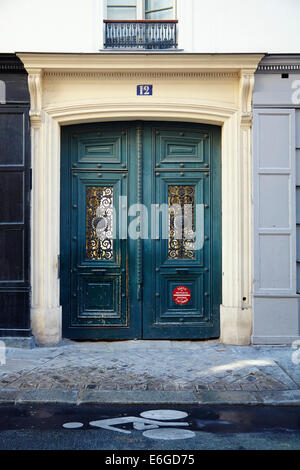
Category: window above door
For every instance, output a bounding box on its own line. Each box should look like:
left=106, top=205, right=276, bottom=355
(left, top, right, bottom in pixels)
left=104, top=0, right=178, bottom=50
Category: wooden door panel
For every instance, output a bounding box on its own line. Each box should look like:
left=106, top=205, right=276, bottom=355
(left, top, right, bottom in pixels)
left=143, top=123, right=221, bottom=339
left=61, top=123, right=138, bottom=339
left=153, top=126, right=210, bottom=168
left=157, top=273, right=205, bottom=321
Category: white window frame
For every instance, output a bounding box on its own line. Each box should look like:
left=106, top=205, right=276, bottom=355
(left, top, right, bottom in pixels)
left=104, top=0, right=177, bottom=20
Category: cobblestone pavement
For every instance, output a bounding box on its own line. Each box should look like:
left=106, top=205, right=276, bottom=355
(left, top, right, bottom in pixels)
left=0, top=340, right=299, bottom=395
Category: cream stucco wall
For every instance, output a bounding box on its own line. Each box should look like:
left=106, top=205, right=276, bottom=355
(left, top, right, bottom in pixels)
left=43, top=75, right=238, bottom=111
left=18, top=53, right=263, bottom=345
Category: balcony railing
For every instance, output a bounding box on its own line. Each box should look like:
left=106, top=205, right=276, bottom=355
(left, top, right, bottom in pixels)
left=104, top=20, right=178, bottom=50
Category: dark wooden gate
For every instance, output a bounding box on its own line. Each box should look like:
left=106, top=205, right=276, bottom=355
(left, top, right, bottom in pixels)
left=0, top=55, right=31, bottom=339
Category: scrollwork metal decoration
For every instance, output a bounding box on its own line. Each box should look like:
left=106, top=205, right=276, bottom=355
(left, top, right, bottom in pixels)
left=168, top=185, right=195, bottom=260
left=86, top=186, right=114, bottom=260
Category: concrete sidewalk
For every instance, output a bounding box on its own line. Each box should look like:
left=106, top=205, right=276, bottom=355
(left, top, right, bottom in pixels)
left=0, top=340, right=300, bottom=406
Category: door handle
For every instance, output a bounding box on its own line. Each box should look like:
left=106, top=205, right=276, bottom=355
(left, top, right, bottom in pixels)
left=176, top=269, right=189, bottom=275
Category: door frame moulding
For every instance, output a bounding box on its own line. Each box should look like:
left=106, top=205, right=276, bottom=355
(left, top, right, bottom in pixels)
left=18, top=53, right=264, bottom=345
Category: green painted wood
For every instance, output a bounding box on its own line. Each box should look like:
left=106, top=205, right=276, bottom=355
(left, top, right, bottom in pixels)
left=61, top=123, right=140, bottom=339
left=142, top=123, right=221, bottom=339
left=61, top=122, right=221, bottom=340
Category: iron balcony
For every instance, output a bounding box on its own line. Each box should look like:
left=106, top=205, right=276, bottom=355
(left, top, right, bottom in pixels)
left=104, top=20, right=178, bottom=50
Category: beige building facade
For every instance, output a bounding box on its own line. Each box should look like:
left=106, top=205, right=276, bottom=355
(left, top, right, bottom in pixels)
left=18, top=53, right=263, bottom=345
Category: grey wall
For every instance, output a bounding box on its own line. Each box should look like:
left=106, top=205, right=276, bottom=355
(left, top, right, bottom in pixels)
left=252, top=56, right=300, bottom=344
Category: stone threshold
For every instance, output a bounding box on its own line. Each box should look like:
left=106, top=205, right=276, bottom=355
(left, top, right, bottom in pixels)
left=1, top=389, right=300, bottom=406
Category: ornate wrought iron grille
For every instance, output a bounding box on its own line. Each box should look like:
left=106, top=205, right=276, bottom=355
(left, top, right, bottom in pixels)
left=104, top=20, right=178, bottom=49
left=86, top=186, right=114, bottom=260
left=168, top=185, right=196, bottom=260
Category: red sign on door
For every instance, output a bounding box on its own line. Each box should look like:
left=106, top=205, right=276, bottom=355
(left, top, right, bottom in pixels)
left=173, top=286, right=191, bottom=305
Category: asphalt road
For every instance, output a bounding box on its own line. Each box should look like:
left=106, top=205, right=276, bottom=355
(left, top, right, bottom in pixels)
left=0, top=404, right=299, bottom=450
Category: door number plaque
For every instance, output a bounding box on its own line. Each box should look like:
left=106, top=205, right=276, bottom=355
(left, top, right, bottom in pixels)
left=137, top=85, right=153, bottom=96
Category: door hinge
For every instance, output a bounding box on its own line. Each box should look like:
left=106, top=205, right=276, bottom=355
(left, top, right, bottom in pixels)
left=57, top=254, right=61, bottom=279
left=137, top=284, right=143, bottom=301
left=29, top=168, right=32, bottom=190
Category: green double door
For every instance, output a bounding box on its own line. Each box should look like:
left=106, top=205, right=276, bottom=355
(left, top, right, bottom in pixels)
left=61, top=122, right=221, bottom=340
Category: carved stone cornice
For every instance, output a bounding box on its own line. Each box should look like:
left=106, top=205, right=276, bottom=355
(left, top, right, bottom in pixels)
left=43, top=71, right=239, bottom=80
left=258, top=64, right=300, bottom=73
left=257, top=55, right=300, bottom=74
left=0, top=54, right=25, bottom=73
left=0, top=63, right=25, bottom=72
left=18, top=53, right=264, bottom=74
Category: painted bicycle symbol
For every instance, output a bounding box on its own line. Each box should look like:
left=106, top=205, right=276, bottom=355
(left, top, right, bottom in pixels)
left=63, top=409, right=195, bottom=440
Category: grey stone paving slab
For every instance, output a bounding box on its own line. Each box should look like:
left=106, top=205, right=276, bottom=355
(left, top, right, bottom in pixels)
left=0, top=337, right=35, bottom=349
left=0, top=389, right=22, bottom=404
left=0, top=341, right=299, bottom=405
left=79, top=390, right=198, bottom=405
left=0, top=359, right=44, bottom=376
left=17, top=390, right=78, bottom=404
left=262, top=364, right=300, bottom=389
left=272, top=359, right=300, bottom=388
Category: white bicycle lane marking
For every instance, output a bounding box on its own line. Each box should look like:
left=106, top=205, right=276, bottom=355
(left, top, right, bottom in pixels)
left=63, top=409, right=196, bottom=440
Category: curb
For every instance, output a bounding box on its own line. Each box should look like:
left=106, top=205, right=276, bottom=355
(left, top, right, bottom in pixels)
left=78, top=390, right=198, bottom=405
left=0, top=389, right=300, bottom=406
